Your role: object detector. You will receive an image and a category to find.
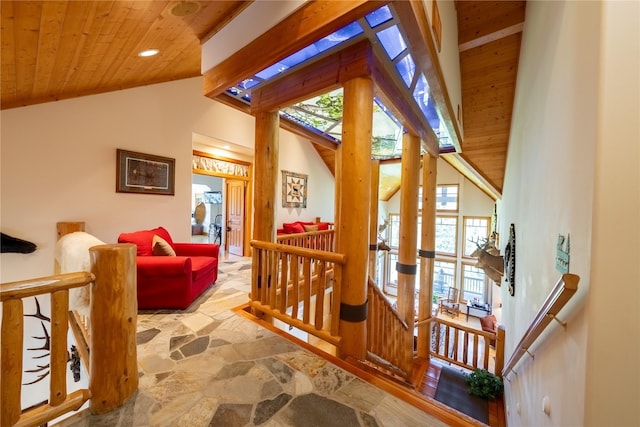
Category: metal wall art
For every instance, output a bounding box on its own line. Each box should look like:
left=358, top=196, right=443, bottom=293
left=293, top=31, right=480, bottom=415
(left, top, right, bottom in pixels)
left=505, top=223, right=516, bottom=296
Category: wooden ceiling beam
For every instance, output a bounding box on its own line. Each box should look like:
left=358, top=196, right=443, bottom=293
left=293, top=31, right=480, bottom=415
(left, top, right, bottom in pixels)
left=459, top=22, right=523, bottom=52
left=203, top=1, right=385, bottom=99
left=250, top=40, right=373, bottom=113
left=391, top=0, right=462, bottom=153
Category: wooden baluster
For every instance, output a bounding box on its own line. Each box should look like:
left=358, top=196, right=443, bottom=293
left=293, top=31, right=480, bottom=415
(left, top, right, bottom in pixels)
left=50, top=289, right=69, bottom=406
left=280, top=254, right=289, bottom=312
left=269, top=249, right=278, bottom=306
left=315, top=262, right=327, bottom=330
left=89, top=244, right=137, bottom=414
left=495, top=325, right=506, bottom=377
left=302, top=258, right=311, bottom=324
left=291, top=255, right=299, bottom=320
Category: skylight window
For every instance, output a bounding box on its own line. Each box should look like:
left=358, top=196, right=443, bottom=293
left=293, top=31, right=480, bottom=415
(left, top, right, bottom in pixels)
left=365, top=5, right=393, bottom=28
left=225, top=4, right=458, bottom=153
left=395, top=53, right=415, bottom=88
left=376, top=25, right=407, bottom=60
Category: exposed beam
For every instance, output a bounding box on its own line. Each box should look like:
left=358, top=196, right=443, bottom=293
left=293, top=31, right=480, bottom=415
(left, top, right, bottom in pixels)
left=251, top=40, right=373, bottom=113
left=391, top=1, right=463, bottom=153
left=203, top=1, right=385, bottom=99
left=371, top=50, right=440, bottom=156
left=459, top=22, right=524, bottom=52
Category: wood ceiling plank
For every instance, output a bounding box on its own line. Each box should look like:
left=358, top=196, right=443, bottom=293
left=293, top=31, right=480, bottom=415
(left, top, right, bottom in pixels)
left=203, top=1, right=385, bottom=98
left=32, top=1, right=69, bottom=98
left=456, top=1, right=525, bottom=45
left=12, top=1, right=41, bottom=103
left=1, top=1, right=17, bottom=105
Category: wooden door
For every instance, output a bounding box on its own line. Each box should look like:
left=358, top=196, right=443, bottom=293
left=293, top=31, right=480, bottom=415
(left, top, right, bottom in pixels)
left=226, top=180, right=245, bottom=256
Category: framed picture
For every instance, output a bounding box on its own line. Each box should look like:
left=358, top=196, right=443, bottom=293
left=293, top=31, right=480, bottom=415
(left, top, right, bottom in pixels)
left=116, top=149, right=175, bottom=195
left=282, top=170, right=307, bottom=208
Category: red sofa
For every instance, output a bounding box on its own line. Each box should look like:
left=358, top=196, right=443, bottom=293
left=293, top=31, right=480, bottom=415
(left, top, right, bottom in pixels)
left=118, top=226, right=219, bottom=310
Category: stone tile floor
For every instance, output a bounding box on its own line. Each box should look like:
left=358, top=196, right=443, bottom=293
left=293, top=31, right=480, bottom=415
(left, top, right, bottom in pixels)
left=56, top=258, right=447, bottom=427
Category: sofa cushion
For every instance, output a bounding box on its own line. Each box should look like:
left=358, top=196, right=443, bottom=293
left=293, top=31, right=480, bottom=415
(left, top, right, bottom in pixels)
left=190, top=256, right=218, bottom=283
left=283, top=222, right=305, bottom=234
left=118, top=226, right=175, bottom=256
left=152, top=235, right=176, bottom=256
left=317, top=222, right=330, bottom=231
left=480, top=314, right=497, bottom=332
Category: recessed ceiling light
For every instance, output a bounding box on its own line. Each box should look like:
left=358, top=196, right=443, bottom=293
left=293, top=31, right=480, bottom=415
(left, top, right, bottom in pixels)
left=138, top=49, right=159, bottom=57
left=170, top=1, right=201, bottom=17
left=223, top=145, right=231, bottom=149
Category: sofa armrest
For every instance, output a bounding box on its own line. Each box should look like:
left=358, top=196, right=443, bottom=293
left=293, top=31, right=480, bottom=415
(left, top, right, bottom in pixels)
left=173, top=243, right=219, bottom=258
left=136, top=256, right=192, bottom=276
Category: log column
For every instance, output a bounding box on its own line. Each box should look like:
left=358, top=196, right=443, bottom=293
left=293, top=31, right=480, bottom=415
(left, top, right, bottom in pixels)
left=368, top=159, right=381, bottom=280
left=396, top=132, right=421, bottom=372
left=336, top=76, right=373, bottom=360
left=89, top=243, right=137, bottom=414
left=417, top=152, right=437, bottom=358
left=253, top=111, right=279, bottom=242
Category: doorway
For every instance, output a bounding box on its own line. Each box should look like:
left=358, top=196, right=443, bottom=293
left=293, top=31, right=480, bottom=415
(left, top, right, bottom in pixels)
left=192, top=150, right=253, bottom=257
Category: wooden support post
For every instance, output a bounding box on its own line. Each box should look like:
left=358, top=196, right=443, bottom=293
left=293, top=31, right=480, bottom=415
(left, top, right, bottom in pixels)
left=417, top=152, right=437, bottom=358
left=56, top=221, right=85, bottom=239
left=336, top=76, right=373, bottom=360
left=397, top=132, right=421, bottom=373
left=1, top=299, right=23, bottom=426
left=253, top=111, right=279, bottom=243
left=368, top=159, right=381, bottom=281
left=88, top=244, right=138, bottom=414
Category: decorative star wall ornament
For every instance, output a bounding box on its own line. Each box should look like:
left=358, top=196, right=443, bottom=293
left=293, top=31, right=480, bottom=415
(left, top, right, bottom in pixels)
left=281, top=170, right=308, bottom=208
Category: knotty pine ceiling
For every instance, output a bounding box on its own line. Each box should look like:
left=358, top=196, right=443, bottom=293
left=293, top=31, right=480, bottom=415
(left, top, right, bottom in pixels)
left=1, top=0, right=525, bottom=200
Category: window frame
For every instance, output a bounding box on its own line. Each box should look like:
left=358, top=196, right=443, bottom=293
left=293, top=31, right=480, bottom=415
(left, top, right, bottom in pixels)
left=462, top=216, right=491, bottom=258
left=434, top=214, right=457, bottom=256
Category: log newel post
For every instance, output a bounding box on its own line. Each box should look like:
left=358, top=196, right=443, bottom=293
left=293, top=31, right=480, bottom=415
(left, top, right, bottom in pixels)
left=397, top=132, right=421, bottom=372
left=253, top=111, right=279, bottom=243
left=368, top=159, right=381, bottom=280
left=88, top=243, right=138, bottom=414
left=337, top=76, right=373, bottom=360
left=417, top=153, right=437, bottom=358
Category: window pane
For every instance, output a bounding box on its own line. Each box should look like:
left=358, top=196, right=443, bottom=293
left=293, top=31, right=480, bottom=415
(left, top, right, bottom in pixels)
left=395, top=53, right=415, bottom=88
left=436, top=185, right=458, bottom=211
left=376, top=25, right=407, bottom=60
left=389, top=214, right=400, bottom=248
left=435, top=216, right=457, bottom=254
left=386, top=253, right=399, bottom=296
left=464, top=217, right=490, bottom=257
left=462, top=264, right=486, bottom=303
left=433, top=260, right=455, bottom=298
left=365, top=5, right=393, bottom=28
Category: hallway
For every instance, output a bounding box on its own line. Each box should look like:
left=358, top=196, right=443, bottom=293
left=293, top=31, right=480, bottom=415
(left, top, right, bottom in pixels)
left=56, top=258, right=451, bottom=427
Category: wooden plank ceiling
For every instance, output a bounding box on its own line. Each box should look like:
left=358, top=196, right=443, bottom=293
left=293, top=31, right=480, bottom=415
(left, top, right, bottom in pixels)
left=1, top=0, right=525, bottom=200
left=0, top=0, right=248, bottom=109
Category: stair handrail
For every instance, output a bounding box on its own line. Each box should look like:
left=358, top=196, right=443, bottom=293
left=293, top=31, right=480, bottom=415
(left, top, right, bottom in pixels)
left=502, top=273, right=579, bottom=378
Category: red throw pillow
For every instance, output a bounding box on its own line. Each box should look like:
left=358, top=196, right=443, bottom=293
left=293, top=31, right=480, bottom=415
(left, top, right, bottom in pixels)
left=283, top=222, right=305, bottom=234
left=317, top=222, right=330, bottom=231
left=480, top=314, right=497, bottom=332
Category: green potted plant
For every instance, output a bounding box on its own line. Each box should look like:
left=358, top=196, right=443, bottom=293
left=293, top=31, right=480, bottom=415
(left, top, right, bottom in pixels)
left=464, top=368, right=504, bottom=400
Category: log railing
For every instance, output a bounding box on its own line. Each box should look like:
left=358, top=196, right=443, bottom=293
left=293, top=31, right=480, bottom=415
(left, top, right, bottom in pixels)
left=276, top=228, right=335, bottom=254
left=249, top=240, right=345, bottom=347
left=366, top=278, right=413, bottom=378
left=0, top=244, right=137, bottom=427
left=416, top=316, right=505, bottom=377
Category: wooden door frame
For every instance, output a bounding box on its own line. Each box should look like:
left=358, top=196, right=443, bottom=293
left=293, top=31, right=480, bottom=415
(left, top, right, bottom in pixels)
left=192, top=150, right=253, bottom=256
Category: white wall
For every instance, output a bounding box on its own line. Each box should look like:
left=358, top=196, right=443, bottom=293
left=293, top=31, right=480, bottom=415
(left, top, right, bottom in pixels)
left=498, top=1, right=639, bottom=426
left=585, top=1, right=639, bottom=425
left=1, top=76, right=334, bottom=282
left=276, top=131, right=335, bottom=226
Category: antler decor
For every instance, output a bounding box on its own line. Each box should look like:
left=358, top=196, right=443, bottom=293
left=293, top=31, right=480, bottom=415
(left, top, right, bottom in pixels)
left=469, top=233, right=504, bottom=284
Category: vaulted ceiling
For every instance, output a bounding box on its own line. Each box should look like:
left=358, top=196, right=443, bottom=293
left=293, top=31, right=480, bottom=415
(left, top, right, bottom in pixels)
left=1, top=0, right=525, bottom=200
